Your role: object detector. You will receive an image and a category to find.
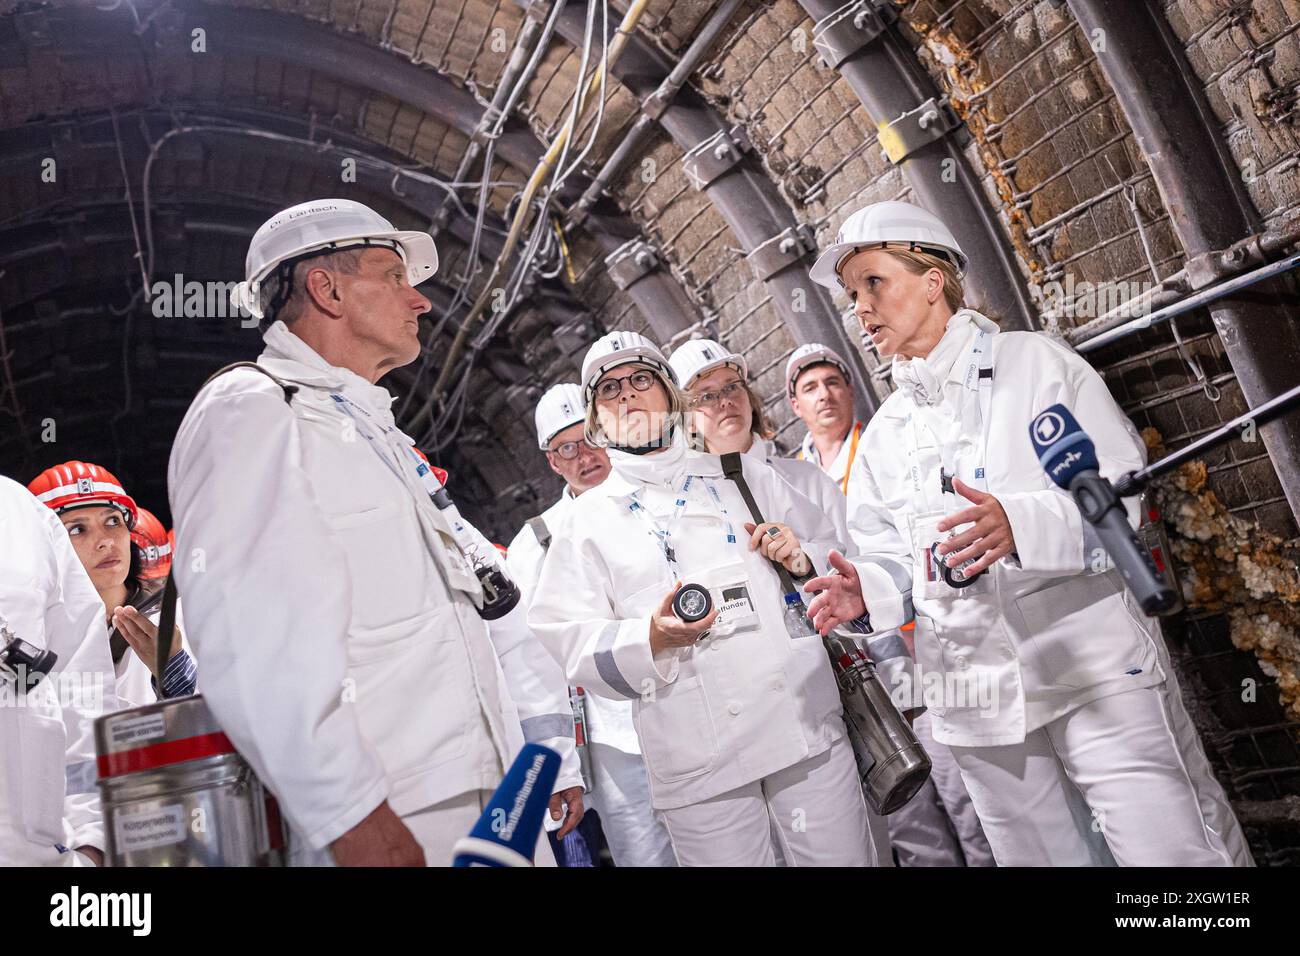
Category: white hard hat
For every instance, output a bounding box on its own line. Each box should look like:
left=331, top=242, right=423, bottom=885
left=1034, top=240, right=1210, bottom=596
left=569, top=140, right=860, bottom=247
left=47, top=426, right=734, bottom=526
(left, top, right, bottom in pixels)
left=232, top=199, right=439, bottom=318
left=786, top=342, right=852, bottom=396
left=581, top=330, right=676, bottom=403
left=809, top=200, right=967, bottom=290
left=535, top=383, right=586, bottom=449
left=667, top=339, right=748, bottom=391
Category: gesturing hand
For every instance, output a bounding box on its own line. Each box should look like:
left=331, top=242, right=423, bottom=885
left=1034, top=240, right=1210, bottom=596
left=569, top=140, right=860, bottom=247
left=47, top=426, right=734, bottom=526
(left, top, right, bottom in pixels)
left=803, top=550, right=867, bottom=636
left=111, top=605, right=183, bottom=675
left=935, top=478, right=1016, bottom=577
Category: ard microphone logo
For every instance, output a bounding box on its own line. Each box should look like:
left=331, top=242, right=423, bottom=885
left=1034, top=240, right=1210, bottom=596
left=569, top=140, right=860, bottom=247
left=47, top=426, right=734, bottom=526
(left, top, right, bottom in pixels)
left=1032, top=410, right=1066, bottom=446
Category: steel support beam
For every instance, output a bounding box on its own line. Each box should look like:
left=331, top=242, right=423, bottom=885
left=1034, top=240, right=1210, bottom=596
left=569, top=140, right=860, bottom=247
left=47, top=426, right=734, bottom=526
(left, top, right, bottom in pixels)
left=529, top=0, right=878, bottom=417
left=1067, top=0, right=1300, bottom=530
left=796, top=0, right=1036, bottom=332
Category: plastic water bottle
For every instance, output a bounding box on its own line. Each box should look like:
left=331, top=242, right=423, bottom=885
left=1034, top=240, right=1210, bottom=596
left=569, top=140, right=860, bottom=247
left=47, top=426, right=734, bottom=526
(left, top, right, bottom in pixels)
left=783, top=592, right=817, bottom=640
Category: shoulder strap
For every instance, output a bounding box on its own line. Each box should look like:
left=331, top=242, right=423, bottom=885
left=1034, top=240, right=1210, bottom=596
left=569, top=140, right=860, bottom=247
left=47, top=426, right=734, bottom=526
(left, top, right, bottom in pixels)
left=150, top=362, right=294, bottom=685
left=526, top=515, right=552, bottom=551
left=719, top=452, right=798, bottom=596
left=154, top=572, right=179, bottom=687
left=201, top=360, right=298, bottom=403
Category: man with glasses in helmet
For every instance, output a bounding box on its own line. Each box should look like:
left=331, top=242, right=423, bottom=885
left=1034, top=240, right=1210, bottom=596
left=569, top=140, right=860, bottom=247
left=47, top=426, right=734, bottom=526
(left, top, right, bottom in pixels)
left=507, top=384, right=677, bottom=867
left=168, top=199, right=581, bottom=867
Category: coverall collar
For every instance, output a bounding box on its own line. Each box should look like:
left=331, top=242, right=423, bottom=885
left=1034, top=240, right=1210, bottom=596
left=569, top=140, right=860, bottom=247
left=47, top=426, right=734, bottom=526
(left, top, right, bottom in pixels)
left=260, top=319, right=398, bottom=417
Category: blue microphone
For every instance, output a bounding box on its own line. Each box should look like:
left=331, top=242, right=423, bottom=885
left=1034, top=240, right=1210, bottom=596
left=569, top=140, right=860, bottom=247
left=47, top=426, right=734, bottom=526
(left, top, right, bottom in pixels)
left=452, top=743, right=560, bottom=867
left=1029, top=404, right=1177, bottom=615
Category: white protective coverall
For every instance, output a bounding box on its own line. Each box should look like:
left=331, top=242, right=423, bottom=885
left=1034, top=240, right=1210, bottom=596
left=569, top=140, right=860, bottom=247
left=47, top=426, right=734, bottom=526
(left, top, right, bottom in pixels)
left=747, top=434, right=896, bottom=866
left=775, top=430, right=994, bottom=866
left=529, top=432, right=879, bottom=866
left=0, top=476, right=117, bottom=866
left=508, top=488, right=678, bottom=867
left=167, top=321, right=579, bottom=866
left=844, top=309, right=1252, bottom=866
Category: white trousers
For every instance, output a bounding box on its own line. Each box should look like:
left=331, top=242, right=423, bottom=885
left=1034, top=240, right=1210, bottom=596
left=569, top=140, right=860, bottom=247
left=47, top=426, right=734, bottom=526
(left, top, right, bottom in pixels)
left=655, top=736, right=878, bottom=867
left=587, top=743, right=677, bottom=866
left=289, top=791, right=557, bottom=867
left=949, top=684, right=1253, bottom=866
left=886, top=713, right=996, bottom=866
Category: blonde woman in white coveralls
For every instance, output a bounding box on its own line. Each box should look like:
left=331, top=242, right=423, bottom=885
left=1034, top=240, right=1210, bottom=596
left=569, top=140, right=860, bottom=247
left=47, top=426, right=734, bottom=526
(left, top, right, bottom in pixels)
left=781, top=342, right=995, bottom=868
left=667, top=339, right=896, bottom=866
left=803, top=200, right=1252, bottom=866
left=529, top=332, right=878, bottom=867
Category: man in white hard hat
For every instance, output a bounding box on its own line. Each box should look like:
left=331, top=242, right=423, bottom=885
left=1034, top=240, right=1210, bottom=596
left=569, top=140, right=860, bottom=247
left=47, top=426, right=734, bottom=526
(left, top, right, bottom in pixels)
left=787, top=333, right=995, bottom=866
left=787, top=343, right=864, bottom=496
left=0, top=476, right=117, bottom=866
left=506, top=384, right=678, bottom=867
left=168, top=198, right=581, bottom=866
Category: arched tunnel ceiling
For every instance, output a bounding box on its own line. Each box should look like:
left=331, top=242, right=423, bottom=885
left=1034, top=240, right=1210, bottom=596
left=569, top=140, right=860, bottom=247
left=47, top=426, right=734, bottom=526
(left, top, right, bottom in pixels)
left=1, top=0, right=1298, bottom=540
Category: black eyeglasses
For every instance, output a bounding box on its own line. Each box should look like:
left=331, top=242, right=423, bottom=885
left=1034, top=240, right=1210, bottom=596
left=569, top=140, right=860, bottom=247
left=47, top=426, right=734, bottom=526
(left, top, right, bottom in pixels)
left=689, top=380, right=746, bottom=409
left=595, top=369, right=657, bottom=402
left=551, top=439, right=596, bottom=461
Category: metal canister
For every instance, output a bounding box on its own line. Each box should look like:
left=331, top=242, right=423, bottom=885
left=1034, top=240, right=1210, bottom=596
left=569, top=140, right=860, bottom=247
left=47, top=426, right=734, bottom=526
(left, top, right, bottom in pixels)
left=826, top=637, right=932, bottom=815
left=95, top=694, right=286, bottom=866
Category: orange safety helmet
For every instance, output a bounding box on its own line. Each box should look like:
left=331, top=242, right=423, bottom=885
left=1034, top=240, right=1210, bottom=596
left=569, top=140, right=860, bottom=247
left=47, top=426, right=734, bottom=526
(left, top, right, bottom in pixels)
left=27, top=460, right=138, bottom=529
left=131, top=507, right=172, bottom=581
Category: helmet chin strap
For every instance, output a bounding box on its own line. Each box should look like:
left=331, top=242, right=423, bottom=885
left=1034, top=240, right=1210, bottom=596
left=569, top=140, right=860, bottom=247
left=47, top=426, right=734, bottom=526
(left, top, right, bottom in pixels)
left=609, top=422, right=677, bottom=456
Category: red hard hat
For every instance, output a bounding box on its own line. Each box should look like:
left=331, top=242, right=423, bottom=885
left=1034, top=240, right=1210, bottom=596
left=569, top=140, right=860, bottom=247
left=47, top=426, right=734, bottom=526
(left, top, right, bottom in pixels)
left=27, top=461, right=138, bottom=529
left=131, top=507, right=172, bottom=581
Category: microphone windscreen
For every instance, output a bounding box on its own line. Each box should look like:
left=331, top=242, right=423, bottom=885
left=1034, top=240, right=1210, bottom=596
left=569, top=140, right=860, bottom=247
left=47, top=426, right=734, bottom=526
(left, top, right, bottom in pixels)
left=452, top=743, right=560, bottom=867
left=1030, top=403, right=1099, bottom=489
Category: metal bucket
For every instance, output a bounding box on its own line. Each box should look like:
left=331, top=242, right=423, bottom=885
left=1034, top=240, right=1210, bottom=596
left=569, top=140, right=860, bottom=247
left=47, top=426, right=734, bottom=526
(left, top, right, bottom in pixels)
left=95, top=694, right=286, bottom=866
left=827, top=640, right=932, bottom=815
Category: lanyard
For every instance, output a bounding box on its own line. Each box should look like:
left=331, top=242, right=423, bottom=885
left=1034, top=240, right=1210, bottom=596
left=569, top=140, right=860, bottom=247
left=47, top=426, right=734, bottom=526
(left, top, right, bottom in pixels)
left=329, top=393, right=442, bottom=497
left=328, top=392, right=481, bottom=594
left=903, top=330, right=995, bottom=512
left=798, top=420, right=863, bottom=493
left=626, top=476, right=738, bottom=577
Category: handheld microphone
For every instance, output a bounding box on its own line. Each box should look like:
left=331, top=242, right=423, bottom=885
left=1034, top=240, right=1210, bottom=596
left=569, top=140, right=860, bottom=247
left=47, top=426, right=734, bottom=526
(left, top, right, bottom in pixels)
left=452, top=743, right=560, bottom=867
left=1029, top=404, right=1178, bottom=616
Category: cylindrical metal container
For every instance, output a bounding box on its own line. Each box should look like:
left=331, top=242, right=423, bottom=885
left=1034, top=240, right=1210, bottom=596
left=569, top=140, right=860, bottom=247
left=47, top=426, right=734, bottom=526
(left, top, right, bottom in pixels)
left=827, top=639, right=933, bottom=815
left=95, top=694, right=286, bottom=867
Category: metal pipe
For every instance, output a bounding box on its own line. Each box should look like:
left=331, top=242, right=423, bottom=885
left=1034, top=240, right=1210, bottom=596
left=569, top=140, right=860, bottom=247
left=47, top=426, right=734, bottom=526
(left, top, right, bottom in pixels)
left=1067, top=0, right=1300, bottom=529
left=409, top=0, right=654, bottom=434
left=570, top=0, right=747, bottom=222
left=428, top=1, right=557, bottom=236
left=794, top=0, right=1038, bottom=332
left=1076, top=251, right=1300, bottom=353
left=528, top=0, right=880, bottom=420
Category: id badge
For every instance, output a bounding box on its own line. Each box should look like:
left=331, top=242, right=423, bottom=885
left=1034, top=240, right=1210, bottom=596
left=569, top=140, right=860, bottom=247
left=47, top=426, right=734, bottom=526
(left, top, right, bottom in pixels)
left=697, top=562, right=758, bottom=637
left=910, top=511, right=989, bottom=599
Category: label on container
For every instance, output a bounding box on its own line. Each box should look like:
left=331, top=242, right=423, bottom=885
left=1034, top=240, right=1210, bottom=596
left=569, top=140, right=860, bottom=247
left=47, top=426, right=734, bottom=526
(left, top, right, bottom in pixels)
left=114, top=803, right=188, bottom=852
left=109, top=712, right=167, bottom=747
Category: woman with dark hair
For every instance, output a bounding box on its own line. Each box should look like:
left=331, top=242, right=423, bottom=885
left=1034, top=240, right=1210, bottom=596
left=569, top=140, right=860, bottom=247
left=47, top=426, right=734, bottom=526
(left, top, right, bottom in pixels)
left=28, top=461, right=196, bottom=707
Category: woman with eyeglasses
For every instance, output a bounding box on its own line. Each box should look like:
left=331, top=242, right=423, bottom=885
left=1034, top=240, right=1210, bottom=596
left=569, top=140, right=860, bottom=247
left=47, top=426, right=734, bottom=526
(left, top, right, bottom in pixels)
left=669, top=339, right=848, bottom=538
left=528, top=331, right=883, bottom=866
